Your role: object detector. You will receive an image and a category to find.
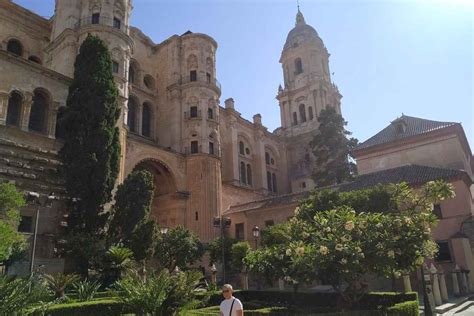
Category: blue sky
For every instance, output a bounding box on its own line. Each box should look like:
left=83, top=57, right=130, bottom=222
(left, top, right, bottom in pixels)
left=15, top=0, right=473, bottom=148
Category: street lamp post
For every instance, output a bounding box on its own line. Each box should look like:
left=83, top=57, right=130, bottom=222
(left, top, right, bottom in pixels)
left=252, top=226, right=260, bottom=249
left=213, top=216, right=231, bottom=284
left=27, top=192, right=56, bottom=275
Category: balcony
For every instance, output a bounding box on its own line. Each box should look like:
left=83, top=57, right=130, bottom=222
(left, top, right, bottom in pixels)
left=172, top=75, right=221, bottom=94
left=74, top=16, right=129, bottom=34
left=184, top=110, right=202, bottom=120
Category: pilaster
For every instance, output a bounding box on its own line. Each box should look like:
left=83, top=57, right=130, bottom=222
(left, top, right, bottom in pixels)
left=0, top=91, right=9, bottom=125
left=48, top=102, right=61, bottom=139
left=20, top=92, right=33, bottom=132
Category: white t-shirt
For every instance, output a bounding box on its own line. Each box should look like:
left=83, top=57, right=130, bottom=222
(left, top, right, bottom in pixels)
left=220, top=297, right=243, bottom=316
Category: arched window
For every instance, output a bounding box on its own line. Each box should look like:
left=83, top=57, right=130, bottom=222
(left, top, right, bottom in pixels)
left=55, top=106, right=66, bottom=139
left=295, top=58, right=303, bottom=74
left=239, top=141, right=245, bottom=155
left=246, top=164, right=252, bottom=186
left=143, top=75, right=155, bottom=90
left=308, top=106, right=314, bottom=120
left=293, top=112, right=298, bottom=125
left=142, top=103, right=151, bottom=137
left=299, top=104, right=306, bottom=122
left=265, top=152, right=270, bottom=165
left=272, top=173, right=277, bottom=193
left=7, top=39, right=22, bottom=56
left=29, top=90, right=48, bottom=133
left=240, top=162, right=247, bottom=184
left=6, top=91, right=22, bottom=127
left=28, top=56, right=41, bottom=64
left=267, top=171, right=272, bottom=192
left=127, top=98, right=137, bottom=132
left=208, top=108, right=213, bottom=119
left=128, top=61, right=139, bottom=85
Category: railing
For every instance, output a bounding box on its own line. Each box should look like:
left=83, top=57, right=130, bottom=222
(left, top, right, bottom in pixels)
left=179, top=75, right=221, bottom=91
left=74, top=16, right=129, bottom=33
left=184, top=110, right=202, bottom=120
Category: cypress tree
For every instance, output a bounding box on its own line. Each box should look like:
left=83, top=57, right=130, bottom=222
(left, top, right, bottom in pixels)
left=310, top=106, right=358, bottom=187
left=108, top=170, right=157, bottom=262
left=59, top=35, right=121, bottom=274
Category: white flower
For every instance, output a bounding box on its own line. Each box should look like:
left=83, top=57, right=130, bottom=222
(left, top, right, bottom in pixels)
left=344, top=221, right=355, bottom=231
left=295, top=247, right=305, bottom=256
left=355, top=247, right=362, bottom=253
left=341, top=235, right=352, bottom=242
left=320, top=246, right=329, bottom=255
left=387, top=250, right=395, bottom=258
left=285, top=249, right=292, bottom=256
left=302, top=232, right=310, bottom=239
left=404, top=217, right=412, bottom=225
left=325, top=227, right=332, bottom=233
left=376, top=222, right=383, bottom=228
left=376, top=243, right=384, bottom=249
left=294, top=207, right=300, bottom=215
left=335, top=244, right=344, bottom=251
left=340, top=258, right=348, bottom=265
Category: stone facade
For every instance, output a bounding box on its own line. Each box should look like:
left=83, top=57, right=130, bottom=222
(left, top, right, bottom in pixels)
left=0, top=1, right=336, bottom=272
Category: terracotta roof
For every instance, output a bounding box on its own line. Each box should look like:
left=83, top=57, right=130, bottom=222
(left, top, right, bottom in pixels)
left=338, top=165, right=468, bottom=192
left=355, top=115, right=457, bottom=151
left=225, top=191, right=311, bottom=214
left=226, top=164, right=469, bottom=214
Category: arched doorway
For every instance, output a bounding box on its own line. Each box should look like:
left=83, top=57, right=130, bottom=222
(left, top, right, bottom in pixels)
left=133, top=159, right=185, bottom=229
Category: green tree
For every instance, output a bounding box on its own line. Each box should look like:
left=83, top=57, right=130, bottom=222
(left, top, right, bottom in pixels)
left=295, top=185, right=396, bottom=221
left=208, top=236, right=237, bottom=273
left=59, top=34, right=121, bottom=275
left=310, top=106, right=358, bottom=187
left=155, top=226, right=204, bottom=271
left=245, top=181, right=455, bottom=306
left=108, top=170, right=157, bottom=262
left=0, top=183, right=26, bottom=264
left=230, top=241, right=251, bottom=273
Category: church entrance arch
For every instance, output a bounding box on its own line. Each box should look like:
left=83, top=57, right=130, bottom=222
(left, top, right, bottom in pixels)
left=134, top=159, right=186, bottom=229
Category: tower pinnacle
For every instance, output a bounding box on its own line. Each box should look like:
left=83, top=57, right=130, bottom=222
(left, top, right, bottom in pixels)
left=296, top=2, right=305, bottom=25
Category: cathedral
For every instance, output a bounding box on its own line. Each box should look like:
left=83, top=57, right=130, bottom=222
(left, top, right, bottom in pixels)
left=2, top=0, right=473, bottom=280
left=0, top=0, right=341, bottom=272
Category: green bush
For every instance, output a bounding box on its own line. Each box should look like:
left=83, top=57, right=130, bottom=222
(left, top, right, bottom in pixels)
left=387, top=300, right=419, bottom=316
left=33, top=298, right=128, bottom=316
left=198, top=290, right=418, bottom=312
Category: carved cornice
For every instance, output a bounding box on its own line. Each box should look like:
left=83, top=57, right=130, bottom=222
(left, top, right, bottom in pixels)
left=0, top=2, right=51, bottom=41
left=0, top=50, right=72, bottom=85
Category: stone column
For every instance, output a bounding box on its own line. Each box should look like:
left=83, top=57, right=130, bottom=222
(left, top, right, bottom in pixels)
left=20, top=92, right=33, bottom=131
left=48, top=102, right=60, bottom=139
left=430, top=264, right=443, bottom=306
left=438, top=267, right=449, bottom=302
left=452, top=265, right=461, bottom=296
left=137, top=103, right=143, bottom=136
left=424, top=264, right=436, bottom=308
left=403, top=274, right=412, bottom=292
left=0, top=91, right=9, bottom=125
left=460, top=269, right=468, bottom=294
left=278, top=278, right=285, bottom=291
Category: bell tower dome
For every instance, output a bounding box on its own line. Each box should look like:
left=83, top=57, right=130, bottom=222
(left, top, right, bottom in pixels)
left=277, top=8, right=342, bottom=192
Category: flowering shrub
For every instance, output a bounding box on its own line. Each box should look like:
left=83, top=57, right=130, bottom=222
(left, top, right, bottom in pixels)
left=245, top=181, right=455, bottom=307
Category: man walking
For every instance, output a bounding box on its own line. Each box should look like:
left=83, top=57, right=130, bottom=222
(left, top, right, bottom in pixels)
left=220, top=284, right=243, bottom=316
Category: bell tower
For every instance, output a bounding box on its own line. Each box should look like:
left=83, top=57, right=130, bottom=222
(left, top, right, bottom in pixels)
left=277, top=8, right=342, bottom=192
left=48, top=0, right=134, bottom=182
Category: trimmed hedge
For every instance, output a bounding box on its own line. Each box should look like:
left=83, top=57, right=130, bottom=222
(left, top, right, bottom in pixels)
left=387, top=300, right=419, bottom=316
left=199, top=290, right=418, bottom=311
left=32, top=299, right=129, bottom=316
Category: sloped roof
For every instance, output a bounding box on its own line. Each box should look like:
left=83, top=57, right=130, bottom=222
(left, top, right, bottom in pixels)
left=338, top=164, right=467, bottom=192
left=225, top=164, right=469, bottom=214
left=356, top=115, right=457, bottom=151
